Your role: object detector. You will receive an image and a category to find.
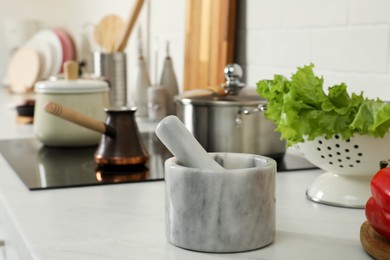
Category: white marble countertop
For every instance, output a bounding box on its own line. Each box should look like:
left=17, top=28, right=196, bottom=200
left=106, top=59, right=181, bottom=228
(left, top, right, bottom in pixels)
left=0, top=90, right=370, bottom=259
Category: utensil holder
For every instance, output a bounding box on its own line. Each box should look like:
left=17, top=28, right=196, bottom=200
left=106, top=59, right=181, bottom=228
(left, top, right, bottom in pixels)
left=165, top=152, right=276, bottom=253
left=91, top=51, right=127, bottom=107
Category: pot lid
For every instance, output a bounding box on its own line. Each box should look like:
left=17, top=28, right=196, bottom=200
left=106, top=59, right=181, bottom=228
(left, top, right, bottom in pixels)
left=176, top=94, right=266, bottom=107
left=176, top=63, right=266, bottom=106
left=35, top=79, right=109, bottom=94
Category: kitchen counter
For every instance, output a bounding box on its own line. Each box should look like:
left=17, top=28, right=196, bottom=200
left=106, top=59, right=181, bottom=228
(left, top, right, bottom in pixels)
left=0, top=90, right=370, bottom=259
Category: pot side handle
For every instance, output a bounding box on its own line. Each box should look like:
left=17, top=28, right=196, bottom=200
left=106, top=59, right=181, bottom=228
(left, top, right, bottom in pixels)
left=235, top=104, right=267, bottom=125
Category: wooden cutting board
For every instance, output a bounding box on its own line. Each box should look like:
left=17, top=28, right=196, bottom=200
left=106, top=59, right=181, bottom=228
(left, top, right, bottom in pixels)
left=360, top=221, right=390, bottom=259
left=183, top=0, right=237, bottom=90
left=7, top=47, right=41, bottom=94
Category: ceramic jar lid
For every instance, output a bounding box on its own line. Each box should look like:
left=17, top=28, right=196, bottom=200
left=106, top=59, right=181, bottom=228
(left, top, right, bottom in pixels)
left=35, top=79, right=109, bottom=94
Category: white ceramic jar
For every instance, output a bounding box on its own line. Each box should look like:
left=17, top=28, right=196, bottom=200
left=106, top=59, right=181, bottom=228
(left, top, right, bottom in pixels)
left=34, top=79, right=109, bottom=147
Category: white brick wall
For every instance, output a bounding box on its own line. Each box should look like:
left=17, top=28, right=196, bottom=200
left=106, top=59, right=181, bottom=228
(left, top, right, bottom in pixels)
left=281, top=0, right=348, bottom=28
left=237, top=0, right=390, bottom=100
left=349, top=0, right=390, bottom=25
left=1, top=0, right=390, bottom=100
left=311, top=25, right=389, bottom=73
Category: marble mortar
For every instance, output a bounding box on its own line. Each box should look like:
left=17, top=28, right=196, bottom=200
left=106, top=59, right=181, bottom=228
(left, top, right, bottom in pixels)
left=165, top=152, right=276, bottom=253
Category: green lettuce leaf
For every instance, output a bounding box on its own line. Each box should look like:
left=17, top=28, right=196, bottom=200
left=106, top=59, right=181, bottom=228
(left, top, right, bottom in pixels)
left=256, top=64, right=390, bottom=146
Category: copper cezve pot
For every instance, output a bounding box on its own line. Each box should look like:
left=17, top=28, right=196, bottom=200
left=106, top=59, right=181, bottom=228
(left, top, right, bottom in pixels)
left=44, top=101, right=148, bottom=166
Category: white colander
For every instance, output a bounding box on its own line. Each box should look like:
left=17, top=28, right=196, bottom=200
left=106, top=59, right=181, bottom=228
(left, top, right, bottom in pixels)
left=296, top=133, right=390, bottom=208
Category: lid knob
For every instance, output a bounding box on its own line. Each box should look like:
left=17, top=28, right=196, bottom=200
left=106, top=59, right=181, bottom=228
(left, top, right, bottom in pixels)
left=64, top=61, right=79, bottom=80
left=223, top=63, right=245, bottom=95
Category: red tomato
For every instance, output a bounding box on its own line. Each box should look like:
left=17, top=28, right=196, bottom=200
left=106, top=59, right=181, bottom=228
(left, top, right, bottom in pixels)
left=371, top=167, right=390, bottom=212
left=365, top=196, right=390, bottom=241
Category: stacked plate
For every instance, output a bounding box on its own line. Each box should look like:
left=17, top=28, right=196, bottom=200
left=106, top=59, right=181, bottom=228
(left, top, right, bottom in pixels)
left=6, top=28, right=77, bottom=94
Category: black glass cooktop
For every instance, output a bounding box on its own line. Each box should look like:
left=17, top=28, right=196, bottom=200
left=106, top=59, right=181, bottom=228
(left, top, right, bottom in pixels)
left=0, top=133, right=316, bottom=191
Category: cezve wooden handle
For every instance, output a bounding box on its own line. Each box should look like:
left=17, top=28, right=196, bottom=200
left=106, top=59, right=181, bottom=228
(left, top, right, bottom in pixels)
left=45, top=101, right=107, bottom=135
left=114, top=0, right=145, bottom=52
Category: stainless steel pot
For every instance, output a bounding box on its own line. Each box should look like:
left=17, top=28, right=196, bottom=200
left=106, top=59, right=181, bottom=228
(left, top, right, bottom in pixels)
left=175, top=64, right=286, bottom=158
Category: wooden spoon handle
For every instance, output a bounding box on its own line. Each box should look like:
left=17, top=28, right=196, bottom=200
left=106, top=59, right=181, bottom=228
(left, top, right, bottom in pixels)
left=45, top=101, right=106, bottom=135
left=114, top=0, right=145, bottom=52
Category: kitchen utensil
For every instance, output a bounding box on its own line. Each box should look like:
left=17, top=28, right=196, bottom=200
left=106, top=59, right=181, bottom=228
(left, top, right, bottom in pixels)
left=146, top=37, right=168, bottom=120
left=45, top=101, right=148, bottom=166
left=6, top=47, right=41, bottom=93
left=15, top=99, right=35, bottom=124
left=147, top=85, right=168, bottom=121
left=130, top=34, right=151, bottom=117
left=296, top=133, right=390, bottom=208
left=160, top=41, right=179, bottom=115
left=91, top=51, right=127, bottom=107
left=94, top=15, right=125, bottom=53
left=176, top=63, right=286, bottom=158
left=114, top=0, right=145, bottom=52
left=360, top=221, right=390, bottom=259
left=82, top=23, right=102, bottom=54
left=34, top=62, right=109, bottom=147
left=156, top=115, right=223, bottom=171
left=16, top=100, right=35, bottom=117
left=165, top=152, right=276, bottom=252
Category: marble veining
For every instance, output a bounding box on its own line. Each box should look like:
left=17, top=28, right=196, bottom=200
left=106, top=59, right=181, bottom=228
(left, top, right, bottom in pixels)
left=165, top=153, right=276, bottom=253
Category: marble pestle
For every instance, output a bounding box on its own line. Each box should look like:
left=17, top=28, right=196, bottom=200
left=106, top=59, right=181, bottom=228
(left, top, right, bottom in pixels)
left=155, top=115, right=224, bottom=171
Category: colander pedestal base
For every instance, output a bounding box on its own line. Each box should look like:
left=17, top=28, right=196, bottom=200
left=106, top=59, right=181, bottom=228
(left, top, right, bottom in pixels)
left=306, top=172, right=371, bottom=209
